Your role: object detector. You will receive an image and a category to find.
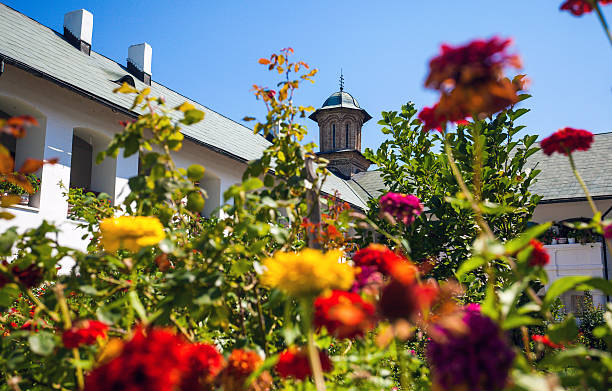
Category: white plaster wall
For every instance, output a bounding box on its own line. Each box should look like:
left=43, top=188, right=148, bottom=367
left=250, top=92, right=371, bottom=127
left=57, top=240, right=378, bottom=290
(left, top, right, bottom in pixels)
left=534, top=200, right=612, bottom=295
left=543, top=243, right=607, bottom=310
left=0, top=65, right=249, bottom=265
left=532, top=200, right=612, bottom=223
left=0, top=65, right=130, bottom=259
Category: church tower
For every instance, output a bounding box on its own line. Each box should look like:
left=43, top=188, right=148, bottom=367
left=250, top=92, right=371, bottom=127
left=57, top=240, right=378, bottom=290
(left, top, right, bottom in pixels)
left=309, top=75, right=372, bottom=178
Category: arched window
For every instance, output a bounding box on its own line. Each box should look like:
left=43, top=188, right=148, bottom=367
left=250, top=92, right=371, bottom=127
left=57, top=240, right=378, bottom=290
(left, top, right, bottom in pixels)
left=345, top=123, right=349, bottom=149
left=332, top=123, right=336, bottom=150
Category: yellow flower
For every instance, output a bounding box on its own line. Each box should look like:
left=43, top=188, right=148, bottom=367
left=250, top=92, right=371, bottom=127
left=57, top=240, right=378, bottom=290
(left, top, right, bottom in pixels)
left=261, top=249, right=354, bottom=297
left=100, top=216, right=165, bottom=252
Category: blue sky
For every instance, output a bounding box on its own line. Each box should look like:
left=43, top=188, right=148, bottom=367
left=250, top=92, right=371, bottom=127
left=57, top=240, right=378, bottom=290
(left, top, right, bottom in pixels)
left=5, top=1, right=611, bottom=152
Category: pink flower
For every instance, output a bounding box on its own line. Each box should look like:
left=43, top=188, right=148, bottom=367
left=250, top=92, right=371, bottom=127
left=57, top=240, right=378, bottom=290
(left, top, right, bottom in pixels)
left=379, top=193, right=423, bottom=225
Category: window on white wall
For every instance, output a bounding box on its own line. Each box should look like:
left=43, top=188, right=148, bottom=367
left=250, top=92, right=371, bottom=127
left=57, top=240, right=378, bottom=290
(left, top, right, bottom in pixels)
left=69, top=128, right=116, bottom=199
left=69, top=135, right=93, bottom=191
left=0, top=96, right=46, bottom=208
left=198, top=177, right=221, bottom=217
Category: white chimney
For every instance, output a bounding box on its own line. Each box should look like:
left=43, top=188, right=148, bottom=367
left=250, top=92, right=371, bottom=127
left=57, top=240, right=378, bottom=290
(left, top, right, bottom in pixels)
left=63, top=9, right=93, bottom=55
left=127, top=43, right=152, bottom=85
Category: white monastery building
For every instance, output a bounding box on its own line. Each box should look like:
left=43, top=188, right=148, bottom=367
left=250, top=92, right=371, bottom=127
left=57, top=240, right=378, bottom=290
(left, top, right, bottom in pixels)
left=0, top=4, right=611, bottom=312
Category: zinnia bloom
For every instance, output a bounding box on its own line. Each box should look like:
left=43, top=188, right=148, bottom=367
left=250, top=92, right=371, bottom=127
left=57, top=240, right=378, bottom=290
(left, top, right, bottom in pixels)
left=350, top=265, right=384, bottom=294
left=63, top=320, right=108, bottom=348
left=425, top=37, right=520, bottom=92
left=604, top=223, right=612, bottom=239
left=352, top=244, right=408, bottom=275
left=85, top=328, right=223, bottom=391
left=179, top=343, right=225, bottom=390
left=0, top=260, right=44, bottom=289
left=99, top=216, right=165, bottom=252
left=561, top=0, right=611, bottom=16
left=314, top=290, right=377, bottom=339
left=379, top=193, right=423, bottom=225
left=219, top=349, right=269, bottom=390
left=427, top=305, right=515, bottom=391
left=540, top=127, right=594, bottom=156
left=225, top=349, right=262, bottom=378
left=532, top=334, right=564, bottom=349
left=379, top=279, right=438, bottom=321
left=261, top=249, right=354, bottom=297
left=424, top=37, right=522, bottom=119
left=85, top=328, right=187, bottom=391
left=528, top=239, right=550, bottom=267
left=275, top=347, right=332, bottom=380
left=418, top=103, right=469, bottom=132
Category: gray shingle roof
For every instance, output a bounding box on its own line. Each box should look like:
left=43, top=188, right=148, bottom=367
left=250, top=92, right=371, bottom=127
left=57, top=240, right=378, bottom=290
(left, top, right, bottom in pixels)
left=0, top=3, right=270, bottom=162
left=0, top=4, right=368, bottom=209
left=347, top=170, right=385, bottom=200
left=529, top=132, right=612, bottom=202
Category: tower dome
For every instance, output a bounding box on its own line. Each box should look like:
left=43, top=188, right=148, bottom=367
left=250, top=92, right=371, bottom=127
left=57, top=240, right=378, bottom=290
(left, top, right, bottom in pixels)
left=309, top=79, right=372, bottom=178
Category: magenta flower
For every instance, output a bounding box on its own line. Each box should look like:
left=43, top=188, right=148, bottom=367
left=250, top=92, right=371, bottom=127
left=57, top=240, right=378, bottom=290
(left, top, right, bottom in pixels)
left=604, top=223, right=612, bottom=239
left=426, top=304, right=514, bottom=391
left=379, top=193, right=423, bottom=225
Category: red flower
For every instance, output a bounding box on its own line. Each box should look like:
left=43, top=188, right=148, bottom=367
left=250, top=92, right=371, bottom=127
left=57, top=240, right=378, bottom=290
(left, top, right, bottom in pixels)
left=220, top=349, right=273, bottom=390
left=424, top=37, right=522, bottom=119
left=379, top=279, right=439, bottom=321
left=352, top=244, right=411, bottom=276
left=560, top=0, right=593, bottom=15
left=226, top=349, right=261, bottom=379
left=425, top=37, right=520, bottom=92
left=560, top=0, right=611, bottom=15
left=532, top=334, right=564, bottom=349
left=528, top=239, right=550, bottom=267
left=314, top=290, right=377, bottom=339
left=179, top=343, right=225, bottom=390
left=418, top=104, right=469, bottom=132
left=275, top=347, right=332, bottom=380
left=540, top=127, right=593, bottom=156
left=85, top=328, right=187, bottom=391
left=63, top=320, right=108, bottom=348
left=0, top=260, right=43, bottom=289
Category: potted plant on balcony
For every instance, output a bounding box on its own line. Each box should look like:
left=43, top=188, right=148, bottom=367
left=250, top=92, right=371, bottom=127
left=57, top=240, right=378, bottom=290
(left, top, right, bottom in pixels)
left=575, top=229, right=596, bottom=245
left=0, top=173, right=40, bottom=206
left=542, top=228, right=555, bottom=245
left=567, top=230, right=576, bottom=244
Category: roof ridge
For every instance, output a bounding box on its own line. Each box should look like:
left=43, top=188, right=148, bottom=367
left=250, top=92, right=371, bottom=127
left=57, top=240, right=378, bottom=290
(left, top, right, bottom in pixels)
left=0, top=3, right=258, bottom=138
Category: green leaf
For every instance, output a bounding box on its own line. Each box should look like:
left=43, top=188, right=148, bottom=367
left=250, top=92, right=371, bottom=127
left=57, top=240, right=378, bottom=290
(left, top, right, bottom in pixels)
left=0, top=283, right=20, bottom=307
left=180, top=109, right=205, bottom=125
left=512, top=371, right=563, bottom=391
left=128, top=291, right=148, bottom=323
left=28, top=331, right=56, bottom=356
left=502, top=314, right=540, bottom=330
left=242, top=177, right=264, bottom=192
left=504, top=222, right=551, bottom=254
left=499, top=280, right=529, bottom=318
left=548, top=315, right=578, bottom=343
left=456, top=256, right=487, bottom=279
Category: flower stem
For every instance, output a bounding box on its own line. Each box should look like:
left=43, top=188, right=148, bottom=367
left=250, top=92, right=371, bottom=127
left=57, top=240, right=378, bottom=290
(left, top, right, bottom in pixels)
left=444, top=137, right=494, bottom=238
left=594, top=2, right=612, bottom=47
left=53, top=284, right=84, bottom=391
left=568, top=153, right=598, bottom=216
left=301, top=298, right=326, bottom=391
left=307, top=327, right=326, bottom=391
left=393, top=338, right=409, bottom=390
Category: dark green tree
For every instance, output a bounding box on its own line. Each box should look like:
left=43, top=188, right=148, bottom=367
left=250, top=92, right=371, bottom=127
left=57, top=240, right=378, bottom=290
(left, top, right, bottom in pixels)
left=363, top=102, right=542, bottom=289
